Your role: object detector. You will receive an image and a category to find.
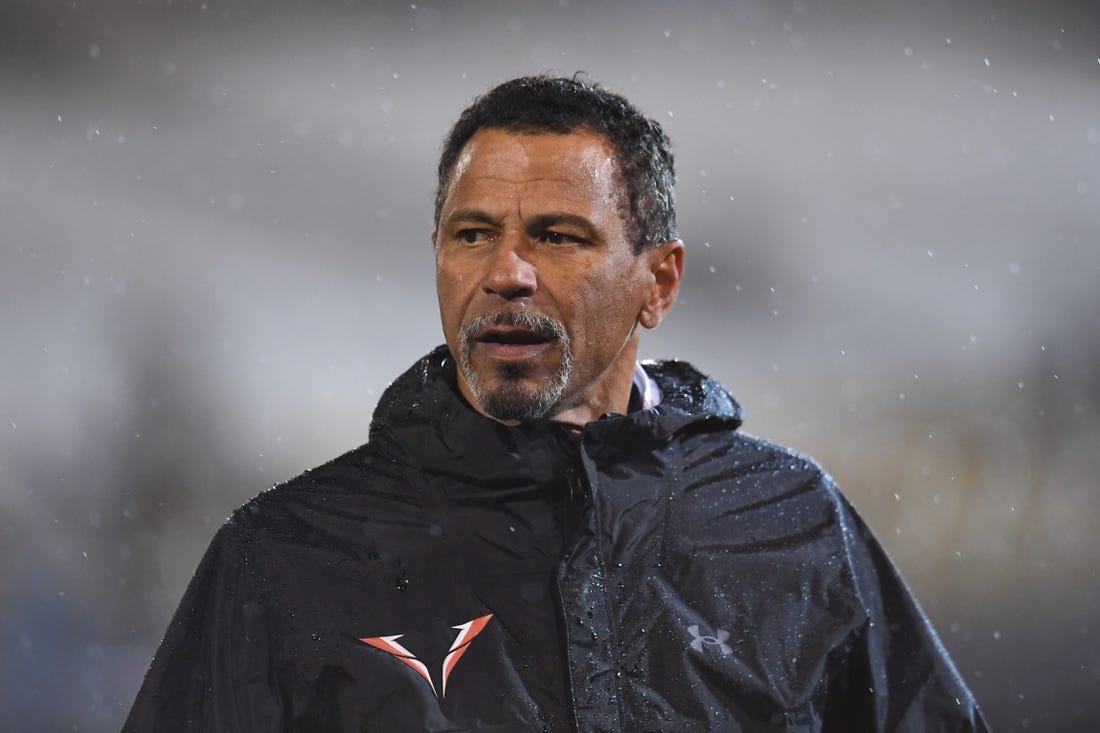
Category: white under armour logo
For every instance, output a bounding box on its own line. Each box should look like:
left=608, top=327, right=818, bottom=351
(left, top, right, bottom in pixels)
left=687, top=624, right=732, bottom=656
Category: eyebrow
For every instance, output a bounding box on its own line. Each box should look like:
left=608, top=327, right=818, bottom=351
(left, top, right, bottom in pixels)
left=445, top=209, right=501, bottom=227
left=444, top=210, right=599, bottom=239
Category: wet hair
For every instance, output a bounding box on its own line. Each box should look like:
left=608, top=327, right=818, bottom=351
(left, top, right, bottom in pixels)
left=435, top=74, right=677, bottom=252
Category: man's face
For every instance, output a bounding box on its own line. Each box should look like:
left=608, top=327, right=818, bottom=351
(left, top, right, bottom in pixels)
left=434, top=127, right=664, bottom=424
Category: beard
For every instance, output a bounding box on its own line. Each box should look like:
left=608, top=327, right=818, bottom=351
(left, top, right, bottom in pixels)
left=456, top=311, right=573, bottom=421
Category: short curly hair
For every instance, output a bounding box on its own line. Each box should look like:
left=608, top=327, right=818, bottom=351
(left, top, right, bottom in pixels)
left=435, top=75, right=677, bottom=252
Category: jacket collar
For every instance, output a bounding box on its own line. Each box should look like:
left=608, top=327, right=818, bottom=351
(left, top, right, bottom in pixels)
left=366, top=346, right=743, bottom=482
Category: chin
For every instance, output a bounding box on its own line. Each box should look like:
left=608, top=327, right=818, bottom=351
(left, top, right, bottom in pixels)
left=467, top=368, right=570, bottom=422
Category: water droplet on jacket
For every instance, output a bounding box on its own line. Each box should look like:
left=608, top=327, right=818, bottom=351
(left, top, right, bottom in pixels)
left=395, top=576, right=409, bottom=591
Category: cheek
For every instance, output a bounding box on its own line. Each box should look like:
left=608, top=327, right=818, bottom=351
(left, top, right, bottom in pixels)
left=436, top=272, right=466, bottom=336
left=436, top=259, right=467, bottom=302
left=570, top=266, right=639, bottom=339
left=437, top=253, right=474, bottom=293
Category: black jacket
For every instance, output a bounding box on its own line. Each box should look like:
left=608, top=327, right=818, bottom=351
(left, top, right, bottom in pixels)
left=126, top=347, right=987, bottom=732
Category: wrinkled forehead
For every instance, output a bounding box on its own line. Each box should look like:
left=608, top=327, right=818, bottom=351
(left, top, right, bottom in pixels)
left=442, top=127, right=628, bottom=212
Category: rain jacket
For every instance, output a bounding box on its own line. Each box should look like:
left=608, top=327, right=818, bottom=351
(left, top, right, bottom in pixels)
left=126, top=346, right=987, bottom=732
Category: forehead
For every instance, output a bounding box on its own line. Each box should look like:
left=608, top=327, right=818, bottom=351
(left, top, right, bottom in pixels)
left=442, top=128, right=625, bottom=213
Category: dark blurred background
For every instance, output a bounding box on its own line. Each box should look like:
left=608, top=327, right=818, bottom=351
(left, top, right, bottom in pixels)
left=2, top=1, right=1098, bottom=730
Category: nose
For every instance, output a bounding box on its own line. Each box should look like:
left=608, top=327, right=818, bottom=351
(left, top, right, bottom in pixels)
left=482, top=234, right=537, bottom=300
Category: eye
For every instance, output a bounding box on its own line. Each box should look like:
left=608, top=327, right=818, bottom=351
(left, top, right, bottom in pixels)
left=457, top=229, right=492, bottom=245
left=539, top=230, right=584, bottom=246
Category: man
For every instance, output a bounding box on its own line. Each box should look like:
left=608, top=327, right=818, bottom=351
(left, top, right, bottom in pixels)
left=127, top=76, right=987, bottom=731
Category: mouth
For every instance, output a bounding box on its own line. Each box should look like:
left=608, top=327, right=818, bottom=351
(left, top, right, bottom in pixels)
left=474, top=326, right=555, bottom=361
left=477, top=326, right=552, bottom=346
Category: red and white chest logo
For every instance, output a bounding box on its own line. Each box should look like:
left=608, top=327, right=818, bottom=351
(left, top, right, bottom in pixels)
left=359, top=613, right=494, bottom=699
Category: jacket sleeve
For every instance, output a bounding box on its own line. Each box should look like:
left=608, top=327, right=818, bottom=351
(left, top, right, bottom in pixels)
left=824, top=495, right=990, bottom=732
left=124, top=517, right=285, bottom=732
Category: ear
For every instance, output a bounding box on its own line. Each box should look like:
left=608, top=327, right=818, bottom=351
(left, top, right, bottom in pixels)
left=638, top=239, right=684, bottom=329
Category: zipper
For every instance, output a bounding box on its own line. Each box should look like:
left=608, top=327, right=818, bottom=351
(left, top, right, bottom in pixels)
left=555, top=430, right=585, bottom=731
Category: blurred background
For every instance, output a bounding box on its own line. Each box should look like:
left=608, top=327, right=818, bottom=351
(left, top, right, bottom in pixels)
left=2, top=0, right=1097, bottom=730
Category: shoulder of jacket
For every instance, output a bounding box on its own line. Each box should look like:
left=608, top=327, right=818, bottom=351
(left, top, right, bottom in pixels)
left=223, top=440, right=417, bottom=536
left=677, top=427, right=848, bottom=508
left=731, top=430, right=837, bottom=477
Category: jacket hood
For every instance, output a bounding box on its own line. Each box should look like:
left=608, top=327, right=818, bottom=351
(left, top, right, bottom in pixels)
left=370, top=346, right=742, bottom=434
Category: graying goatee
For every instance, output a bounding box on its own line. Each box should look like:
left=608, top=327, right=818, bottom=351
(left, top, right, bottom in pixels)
left=457, top=312, right=573, bottom=421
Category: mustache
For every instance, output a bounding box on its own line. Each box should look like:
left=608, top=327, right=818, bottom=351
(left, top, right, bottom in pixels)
left=458, top=311, right=568, bottom=349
